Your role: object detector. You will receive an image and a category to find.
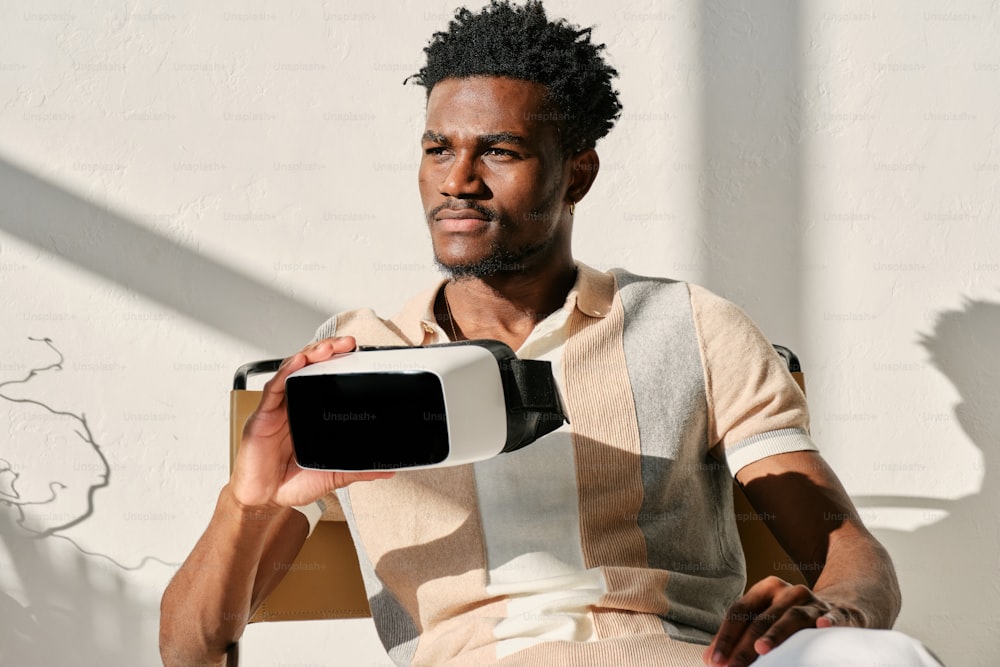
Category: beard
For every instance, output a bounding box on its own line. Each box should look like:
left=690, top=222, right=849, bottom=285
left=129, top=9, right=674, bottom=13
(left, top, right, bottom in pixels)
left=434, top=234, right=555, bottom=279
left=429, top=179, right=563, bottom=280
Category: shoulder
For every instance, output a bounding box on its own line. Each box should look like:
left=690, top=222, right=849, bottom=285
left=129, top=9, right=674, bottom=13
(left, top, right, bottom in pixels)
left=579, top=264, right=688, bottom=309
left=683, top=282, right=786, bottom=389
left=603, top=268, right=747, bottom=326
left=311, top=281, right=444, bottom=346
left=685, top=283, right=763, bottom=334
left=586, top=265, right=758, bottom=330
left=312, top=307, right=392, bottom=341
left=607, top=267, right=684, bottom=292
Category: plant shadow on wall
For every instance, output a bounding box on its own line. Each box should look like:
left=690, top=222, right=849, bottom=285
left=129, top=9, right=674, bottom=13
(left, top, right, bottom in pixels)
left=851, top=299, right=1000, bottom=665
left=0, top=338, right=168, bottom=667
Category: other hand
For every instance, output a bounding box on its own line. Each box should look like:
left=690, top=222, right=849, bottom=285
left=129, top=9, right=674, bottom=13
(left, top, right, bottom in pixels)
left=703, top=576, right=868, bottom=666
left=230, top=336, right=394, bottom=509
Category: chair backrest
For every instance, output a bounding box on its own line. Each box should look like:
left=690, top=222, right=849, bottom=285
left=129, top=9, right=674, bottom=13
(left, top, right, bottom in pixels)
left=229, top=346, right=807, bottom=623
left=230, top=364, right=370, bottom=622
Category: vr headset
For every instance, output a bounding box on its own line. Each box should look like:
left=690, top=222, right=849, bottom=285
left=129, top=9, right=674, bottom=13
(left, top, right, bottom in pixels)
left=284, top=340, right=567, bottom=471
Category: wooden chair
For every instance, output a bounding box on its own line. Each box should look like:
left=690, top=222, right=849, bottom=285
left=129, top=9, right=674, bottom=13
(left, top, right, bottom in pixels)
left=230, top=360, right=370, bottom=623
left=228, top=345, right=807, bottom=628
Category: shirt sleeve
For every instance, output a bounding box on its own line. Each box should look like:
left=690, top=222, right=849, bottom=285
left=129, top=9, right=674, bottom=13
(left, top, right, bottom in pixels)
left=313, top=313, right=338, bottom=342
left=688, top=284, right=818, bottom=475
left=291, top=499, right=326, bottom=536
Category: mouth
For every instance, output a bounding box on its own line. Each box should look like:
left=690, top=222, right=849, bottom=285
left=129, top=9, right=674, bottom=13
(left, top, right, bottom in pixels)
left=433, top=207, right=493, bottom=233
left=435, top=218, right=489, bottom=233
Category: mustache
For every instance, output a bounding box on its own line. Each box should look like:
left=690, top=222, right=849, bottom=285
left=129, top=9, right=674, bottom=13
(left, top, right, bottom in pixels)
left=427, top=200, right=499, bottom=222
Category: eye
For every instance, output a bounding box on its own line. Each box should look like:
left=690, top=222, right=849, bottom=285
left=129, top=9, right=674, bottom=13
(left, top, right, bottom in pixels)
left=484, top=148, right=518, bottom=159
left=423, top=146, right=453, bottom=163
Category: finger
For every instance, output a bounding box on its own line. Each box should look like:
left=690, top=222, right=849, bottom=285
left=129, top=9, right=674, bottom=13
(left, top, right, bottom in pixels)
left=815, top=611, right=838, bottom=628
left=815, top=604, right=864, bottom=628
left=304, top=335, right=356, bottom=362
left=273, top=469, right=397, bottom=508
left=706, top=577, right=786, bottom=664
left=338, top=471, right=396, bottom=485
left=753, top=604, right=827, bottom=657
left=706, top=605, right=764, bottom=664
left=286, top=468, right=396, bottom=488
left=253, top=351, right=309, bottom=415
left=720, top=604, right=788, bottom=667
left=256, top=337, right=356, bottom=414
left=747, top=584, right=822, bottom=655
left=267, top=336, right=358, bottom=397
left=705, top=602, right=760, bottom=664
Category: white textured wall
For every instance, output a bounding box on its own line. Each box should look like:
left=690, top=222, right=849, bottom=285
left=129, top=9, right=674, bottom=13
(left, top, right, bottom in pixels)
left=1, top=1, right=997, bottom=665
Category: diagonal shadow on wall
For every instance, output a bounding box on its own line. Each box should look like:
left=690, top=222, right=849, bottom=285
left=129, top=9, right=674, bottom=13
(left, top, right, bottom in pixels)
left=0, top=155, right=334, bottom=355
left=0, top=155, right=339, bottom=662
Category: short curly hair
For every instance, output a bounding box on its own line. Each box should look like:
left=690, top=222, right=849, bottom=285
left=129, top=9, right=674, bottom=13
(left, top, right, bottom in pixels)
left=408, top=0, right=622, bottom=154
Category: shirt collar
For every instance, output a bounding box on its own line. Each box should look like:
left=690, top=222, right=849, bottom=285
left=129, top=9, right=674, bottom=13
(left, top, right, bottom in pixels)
left=389, top=261, right=615, bottom=345
left=572, top=261, right=615, bottom=319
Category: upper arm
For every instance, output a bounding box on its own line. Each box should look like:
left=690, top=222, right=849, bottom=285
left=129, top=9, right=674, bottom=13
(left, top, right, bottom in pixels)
left=688, top=284, right=814, bottom=469
left=687, top=286, right=879, bottom=583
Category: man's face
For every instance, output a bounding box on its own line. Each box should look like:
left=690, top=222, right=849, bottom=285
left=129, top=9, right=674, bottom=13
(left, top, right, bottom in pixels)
left=419, top=76, right=571, bottom=278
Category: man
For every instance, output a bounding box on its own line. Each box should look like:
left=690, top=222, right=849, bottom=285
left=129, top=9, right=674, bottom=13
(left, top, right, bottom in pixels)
left=160, top=3, right=939, bottom=666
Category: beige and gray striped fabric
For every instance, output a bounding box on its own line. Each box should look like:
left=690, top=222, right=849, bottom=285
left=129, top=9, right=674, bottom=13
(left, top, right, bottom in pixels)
left=313, top=263, right=815, bottom=666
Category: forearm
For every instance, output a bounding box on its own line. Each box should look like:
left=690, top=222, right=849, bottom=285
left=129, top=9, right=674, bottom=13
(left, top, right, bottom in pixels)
left=810, top=524, right=901, bottom=629
left=737, top=452, right=902, bottom=628
left=159, top=484, right=307, bottom=666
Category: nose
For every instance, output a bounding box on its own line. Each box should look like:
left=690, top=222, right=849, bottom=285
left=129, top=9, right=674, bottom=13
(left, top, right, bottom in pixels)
left=440, top=151, right=487, bottom=199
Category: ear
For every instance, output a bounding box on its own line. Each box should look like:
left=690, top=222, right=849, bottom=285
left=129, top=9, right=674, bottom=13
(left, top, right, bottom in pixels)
left=565, top=149, right=600, bottom=205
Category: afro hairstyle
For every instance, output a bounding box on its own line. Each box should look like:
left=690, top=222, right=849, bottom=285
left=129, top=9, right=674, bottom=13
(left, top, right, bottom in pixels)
left=408, top=0, right=622, bottom=154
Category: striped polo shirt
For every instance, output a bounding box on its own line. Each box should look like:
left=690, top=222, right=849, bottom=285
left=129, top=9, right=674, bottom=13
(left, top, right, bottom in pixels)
left=313, top=263, right=816, bottom=666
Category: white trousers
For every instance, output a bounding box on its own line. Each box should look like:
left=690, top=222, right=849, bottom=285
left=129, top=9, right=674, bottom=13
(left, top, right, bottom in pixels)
left=752, top=628, right=943, bottom=667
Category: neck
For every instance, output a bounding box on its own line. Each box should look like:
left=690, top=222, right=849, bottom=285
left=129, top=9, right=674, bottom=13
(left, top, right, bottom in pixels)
left=437, top=259, right=577, bottom=349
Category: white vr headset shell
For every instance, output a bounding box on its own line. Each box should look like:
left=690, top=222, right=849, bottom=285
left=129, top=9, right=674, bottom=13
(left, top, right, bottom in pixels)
left=284, top=341, right=567, bottom=472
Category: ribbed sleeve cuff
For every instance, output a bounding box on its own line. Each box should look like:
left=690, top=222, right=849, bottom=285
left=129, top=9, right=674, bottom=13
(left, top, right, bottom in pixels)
left=725, top=428, right=818, bottom=475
